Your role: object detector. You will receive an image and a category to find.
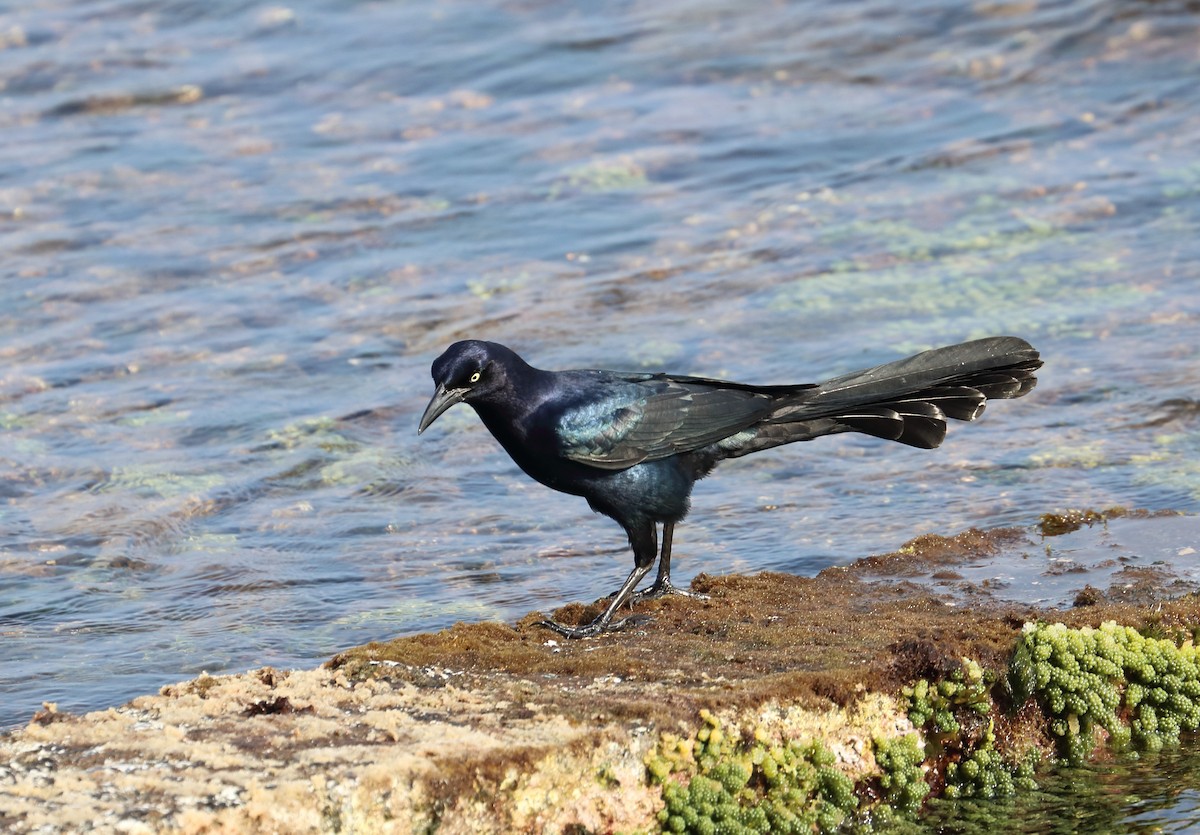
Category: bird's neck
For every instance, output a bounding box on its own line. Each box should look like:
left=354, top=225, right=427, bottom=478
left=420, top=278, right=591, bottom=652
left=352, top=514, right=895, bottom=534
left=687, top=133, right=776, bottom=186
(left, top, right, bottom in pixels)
left=472, top=363, right=556, bottom=445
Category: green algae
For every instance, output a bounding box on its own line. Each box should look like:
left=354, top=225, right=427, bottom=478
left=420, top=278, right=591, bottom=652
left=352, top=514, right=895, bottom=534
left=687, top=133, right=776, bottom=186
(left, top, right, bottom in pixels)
left=647, top=710, right=911, bottom=834
left=904, top=658, right=991, bottom=737
left=765, top=182, right=1148, bottom=346
left=1011, top=621, right=1200, bottom=763
left=1131, top=431, right=1200, bottom=502
left=872, top=734, right=929, bottom=813
left=555, top=156, right=650, bottom=196
left=264, top=417, right=358, bottom=453
left=318, top=449, right=397, bottom=487
left=324, top=598, right=506, bottom=632
left=467, top=274, right=526, bottom=300
left=1160, top=161, right=1200, bottom=201
left=181, top=532, right=239, bottom=553
left=1, top=411, right=42, bottom=430
left=628, top=339, right=686, bottom=368
left=92, top=465, right=225, bottom=498
left=116, top=408, right=191, bottom=428
left=649, top=711, right=859, bottom=834
left=1027, top=442, right=1109, bottom=471
left=942, top=726, right=1040, bottom=801
left=902, top=658, right=1038, bottom=803
left=646, top=619, right=1200, bottom=831
left=259, top=416, right=413, bottom=492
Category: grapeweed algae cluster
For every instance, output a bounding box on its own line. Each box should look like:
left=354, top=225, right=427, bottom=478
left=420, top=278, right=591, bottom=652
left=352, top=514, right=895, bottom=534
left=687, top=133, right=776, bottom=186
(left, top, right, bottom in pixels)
left=647, top=621, right=1200, bottom=831
left=870, top=734, right=929, bottom=813
left=903, top=658, right=1034, bottom=800
left=1010, top=620, right=1200, bottom=763
left=646, top=710, right=920, bottom=834
left=903, top=658, right=990, bottom=736
left=939, top=724, right=1039, bottom=799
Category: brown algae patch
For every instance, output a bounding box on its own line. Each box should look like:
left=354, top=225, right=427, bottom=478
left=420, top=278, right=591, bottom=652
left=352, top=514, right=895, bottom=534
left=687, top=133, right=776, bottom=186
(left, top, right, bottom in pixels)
left=332, top=568, right=1023, bottom=724
left=1036, top=505, right=1182, bottom=537
left=2, top=512, right=1199, bottom=833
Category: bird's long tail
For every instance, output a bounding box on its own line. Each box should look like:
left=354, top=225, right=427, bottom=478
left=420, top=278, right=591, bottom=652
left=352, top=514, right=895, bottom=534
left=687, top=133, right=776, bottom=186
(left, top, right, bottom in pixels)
left=733, top=336, right=1041, bottom=453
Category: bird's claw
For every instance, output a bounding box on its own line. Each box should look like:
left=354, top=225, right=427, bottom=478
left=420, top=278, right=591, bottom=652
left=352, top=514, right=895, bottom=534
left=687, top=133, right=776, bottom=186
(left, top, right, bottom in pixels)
left=630, top=578, right=710, bottom=603
left=538, top=614, right=653, bottom=640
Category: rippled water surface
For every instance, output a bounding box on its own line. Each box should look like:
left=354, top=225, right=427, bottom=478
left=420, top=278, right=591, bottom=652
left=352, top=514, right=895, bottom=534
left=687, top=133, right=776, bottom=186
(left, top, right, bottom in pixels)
left=3, top=0, right=1199, bottom=768
left=922, top=742, right=1200, bottom=833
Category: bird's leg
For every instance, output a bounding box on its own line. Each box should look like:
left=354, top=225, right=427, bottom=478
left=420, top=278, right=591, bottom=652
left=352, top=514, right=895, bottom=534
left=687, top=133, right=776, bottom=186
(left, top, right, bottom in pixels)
left=631, top=522, right=709, bottom=601
left=539, top=522, right=658, bottom=639
left=538, top=560, right=654, bottom=639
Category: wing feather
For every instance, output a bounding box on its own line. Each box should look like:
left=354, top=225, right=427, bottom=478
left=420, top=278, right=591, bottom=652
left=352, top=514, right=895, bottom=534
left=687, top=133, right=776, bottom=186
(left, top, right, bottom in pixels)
left=555, top=375, right=779, bottom=469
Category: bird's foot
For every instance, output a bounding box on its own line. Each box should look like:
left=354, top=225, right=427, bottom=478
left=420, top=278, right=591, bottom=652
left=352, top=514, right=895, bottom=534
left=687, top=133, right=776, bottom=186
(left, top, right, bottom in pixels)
left=631, top=577, right=710, bottom=603
left=537, top=614, right=653, bottom=640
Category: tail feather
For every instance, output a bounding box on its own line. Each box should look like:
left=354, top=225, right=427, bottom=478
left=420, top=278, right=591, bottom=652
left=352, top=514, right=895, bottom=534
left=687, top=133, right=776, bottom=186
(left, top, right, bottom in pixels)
left=912, top=385, right=987, bottom=421
left=808, top=337, right=1039, bottom=407
left=720, top=337, right=1041, bottom=457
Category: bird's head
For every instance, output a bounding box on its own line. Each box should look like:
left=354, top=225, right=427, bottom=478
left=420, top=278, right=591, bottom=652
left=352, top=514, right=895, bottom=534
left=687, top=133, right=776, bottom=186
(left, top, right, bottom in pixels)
left=418, top=340, right=523, bottom=433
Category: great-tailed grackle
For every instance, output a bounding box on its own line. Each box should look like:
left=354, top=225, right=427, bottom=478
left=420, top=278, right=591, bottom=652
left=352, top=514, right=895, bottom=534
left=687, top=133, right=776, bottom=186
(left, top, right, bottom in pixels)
left=419, top=337, right=1041, bottom=638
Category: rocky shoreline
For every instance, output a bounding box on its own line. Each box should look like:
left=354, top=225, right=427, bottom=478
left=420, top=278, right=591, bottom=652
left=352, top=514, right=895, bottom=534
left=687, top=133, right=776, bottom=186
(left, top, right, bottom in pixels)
left=3, top=511, right=1199, bottom=833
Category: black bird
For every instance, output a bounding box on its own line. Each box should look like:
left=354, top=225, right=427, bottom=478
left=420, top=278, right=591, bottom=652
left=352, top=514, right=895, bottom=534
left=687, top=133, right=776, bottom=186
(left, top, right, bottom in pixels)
left=418, top=337, right=1041, bottom=638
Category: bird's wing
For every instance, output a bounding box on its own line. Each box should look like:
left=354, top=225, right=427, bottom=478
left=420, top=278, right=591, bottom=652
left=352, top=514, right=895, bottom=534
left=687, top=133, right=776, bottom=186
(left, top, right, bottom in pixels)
left=554, top=372, right=797, bottom=469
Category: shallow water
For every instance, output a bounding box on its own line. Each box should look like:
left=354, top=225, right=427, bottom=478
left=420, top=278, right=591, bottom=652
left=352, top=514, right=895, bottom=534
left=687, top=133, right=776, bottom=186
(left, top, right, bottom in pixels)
left=860, top=513, right=1200, bottom=607
left=2, top=0, right=1199, bottom=771
left=921, top=742, right=1200, bottom=834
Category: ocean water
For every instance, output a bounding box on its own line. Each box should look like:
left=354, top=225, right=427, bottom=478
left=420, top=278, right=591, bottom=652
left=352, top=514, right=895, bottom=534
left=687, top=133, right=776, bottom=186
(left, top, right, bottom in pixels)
left=2, top=0, right=1198, bottom=794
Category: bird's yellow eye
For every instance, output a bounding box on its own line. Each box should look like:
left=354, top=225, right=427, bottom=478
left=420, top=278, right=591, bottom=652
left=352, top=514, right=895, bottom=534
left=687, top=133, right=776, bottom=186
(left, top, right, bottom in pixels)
left=469, top=371, right=481, bottom=383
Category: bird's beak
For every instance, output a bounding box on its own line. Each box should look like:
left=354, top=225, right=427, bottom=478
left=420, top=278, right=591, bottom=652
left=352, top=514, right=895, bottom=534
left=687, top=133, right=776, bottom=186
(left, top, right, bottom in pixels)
left=418, top=383, right=466, bottom=434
